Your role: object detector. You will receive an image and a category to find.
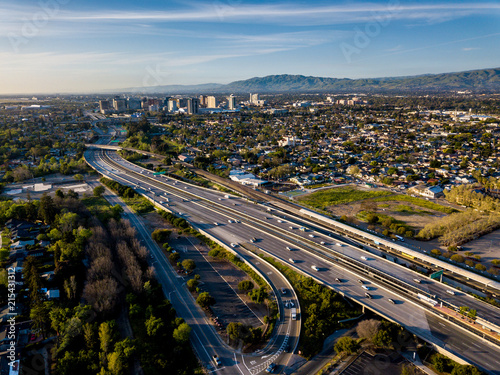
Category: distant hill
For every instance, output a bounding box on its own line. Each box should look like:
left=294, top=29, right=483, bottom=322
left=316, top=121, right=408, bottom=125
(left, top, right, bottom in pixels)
left=124, top=67, right=500, bottom=94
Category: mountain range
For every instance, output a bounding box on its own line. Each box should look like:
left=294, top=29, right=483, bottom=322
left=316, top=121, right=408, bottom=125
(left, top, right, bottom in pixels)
left=122, top=67, right=500, bottom=94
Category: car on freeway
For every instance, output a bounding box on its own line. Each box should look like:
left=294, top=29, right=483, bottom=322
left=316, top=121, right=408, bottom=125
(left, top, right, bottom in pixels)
left=413, top=278, right=421, bottom=283
left=286, top=246, right=292, bottom=251
left=311, top=265, right=319, bottom=271
left=446, top=290, right=456, bottom=295
left=365, top=292, right=372, bottom=299
left=362, top=285, right=370, bottom=290
left=213, top=222, right=218, bottom=226
left=281, top=287, right=286, bottom=295
left=320, top=241, right=326, bottom=245
left=335, top=277, right=342, bottom=282
left=266, top=363, right=276, bottom=373
left=289, top=258, right=296, bottom=263
left=357, top=279, right=364, bottom=284
left=309, top=234, right=315, bottom=238
left=212, top=355, right=222, bottom=367
left=388, top=298, right=395, bottom=304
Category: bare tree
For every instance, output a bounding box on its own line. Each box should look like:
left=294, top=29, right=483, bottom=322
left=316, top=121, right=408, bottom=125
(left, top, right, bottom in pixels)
left=356, top=319, right=381, bottom=341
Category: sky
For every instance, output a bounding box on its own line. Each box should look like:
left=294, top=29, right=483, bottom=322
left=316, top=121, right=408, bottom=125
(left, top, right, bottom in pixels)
left=1, top=0, right=499, bottom=94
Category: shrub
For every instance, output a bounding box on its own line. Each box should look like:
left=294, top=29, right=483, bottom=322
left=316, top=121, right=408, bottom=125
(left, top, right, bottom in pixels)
left=334, top=336, right=359, bottom=354
left=152, top=229, right=172, bottom=243
left=187, top=278, right=199, bottom=291
left=475, top=264, right=486, bottom=271
left=431, top=249, right=441, bottom=256
left=450, top=254, right=464, bottom=263
left=488, top=267, right=499, bottom=275
left=169, top=252, right=180, bottom=262
left=238, top=280, right=254, bottom=292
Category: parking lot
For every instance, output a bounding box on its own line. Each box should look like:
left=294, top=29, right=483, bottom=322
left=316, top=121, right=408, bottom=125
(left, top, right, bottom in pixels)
left=340, top=351, right=407, bottom=375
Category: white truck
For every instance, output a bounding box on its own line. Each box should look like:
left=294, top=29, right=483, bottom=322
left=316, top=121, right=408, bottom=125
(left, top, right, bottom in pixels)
left=291, top=308, right=297, bottom=321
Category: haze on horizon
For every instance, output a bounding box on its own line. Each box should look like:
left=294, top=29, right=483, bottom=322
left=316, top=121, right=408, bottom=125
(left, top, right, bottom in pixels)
left=1, top=0, right=500, bottom=95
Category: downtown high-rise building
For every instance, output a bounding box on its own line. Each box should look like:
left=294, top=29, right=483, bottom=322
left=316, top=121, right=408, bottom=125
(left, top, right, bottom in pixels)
left=113, top=97, right=127, bottom=112
left=227, top=94, right=236, bottom=110
left=187, top=98, right=199, bottom=114
left=206, top=96, right=218, bottom=108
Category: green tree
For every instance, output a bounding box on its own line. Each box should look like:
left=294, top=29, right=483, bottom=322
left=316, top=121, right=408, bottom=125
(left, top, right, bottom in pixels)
left=432, top=353, right=452, bottom=372
left=30, top=301, right=51, bottom=338
left=451, top=365, right=481, bottom=375
left=38, top=193, right=57, bottom=224
left=373, top=329, right=392, bottom=348
left=173, top=322, right=192, bottom=344
left=227, top=322, right=242, bottom=341
left=107, top=352, right=124, bottom=375
left=93, top=185, right=105, bottom=197
left=334, top=336, right=359, bottom=354
left=196, top=292, right=215, bottom=308
left=23, top=256, right=42, bottom=306
left=181, top=259, right=196, bottom=272
left=99, top=321, right=116, bottom=355
left=401, top=363, right=416, bottom=375
left=145, top=315, right=164, bottom=337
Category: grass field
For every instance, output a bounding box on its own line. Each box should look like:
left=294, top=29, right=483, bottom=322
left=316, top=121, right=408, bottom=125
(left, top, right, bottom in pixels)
left=297, top=187, right=392, bottom=209
left=372, top=195, right=458, bottom=214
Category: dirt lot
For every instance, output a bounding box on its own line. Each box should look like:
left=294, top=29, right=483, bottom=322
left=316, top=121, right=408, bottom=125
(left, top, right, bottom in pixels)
left=327, top=200, right=447, bottom=231
left=143, top=212, right=268, bottom=332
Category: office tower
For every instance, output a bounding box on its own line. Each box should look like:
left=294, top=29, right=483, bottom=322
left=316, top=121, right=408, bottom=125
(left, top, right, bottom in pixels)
left=127, top=98, right=141, bottom=110
left=168, top=99, right=178, bottom=112
left=113, top=97, right=127, bottom=112
left=250, top=93, right=259, bottom=105
left=207, top=96, right=218, bottom=108
left=99, top=100, right=110, bottom=113
left=228, top=94, right=236, bottom=110
left=187, top=98, right=199, bottom=114
left=199, top=95, right=207, bottom=107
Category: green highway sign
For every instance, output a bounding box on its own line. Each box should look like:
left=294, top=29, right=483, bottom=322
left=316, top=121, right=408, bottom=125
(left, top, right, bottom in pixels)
left=430, top=270, right=444, bottom=280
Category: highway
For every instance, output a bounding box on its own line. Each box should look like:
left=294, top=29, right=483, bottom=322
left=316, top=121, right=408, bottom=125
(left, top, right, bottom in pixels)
left=85, top=155, right=301, bottom=374
left=85, top=148, right=500, bottom=374
left=99, top=148, right=500, bottom=330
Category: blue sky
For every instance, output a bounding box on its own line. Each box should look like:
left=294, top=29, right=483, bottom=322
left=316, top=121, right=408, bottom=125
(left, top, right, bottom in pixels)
left=1, top=0, right=499, bottom=94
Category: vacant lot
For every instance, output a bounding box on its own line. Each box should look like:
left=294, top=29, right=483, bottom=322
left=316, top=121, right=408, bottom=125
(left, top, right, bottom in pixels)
left=297, top=187, right=392, bottom=209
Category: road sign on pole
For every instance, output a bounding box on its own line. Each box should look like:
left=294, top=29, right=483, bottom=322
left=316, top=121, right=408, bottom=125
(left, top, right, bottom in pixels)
left=430, top=270, right=444, bottom=281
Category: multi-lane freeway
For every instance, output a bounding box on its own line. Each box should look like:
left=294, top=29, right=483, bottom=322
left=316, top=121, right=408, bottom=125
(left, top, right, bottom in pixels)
left=85, top=147, right=500, bottom=374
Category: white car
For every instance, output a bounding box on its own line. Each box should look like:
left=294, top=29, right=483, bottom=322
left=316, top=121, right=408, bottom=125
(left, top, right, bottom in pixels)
left=309, top=234, right=315, bottom=238
left=311, top=265, right=319, bottom=271
left=289, top=258, right=296, bottom=263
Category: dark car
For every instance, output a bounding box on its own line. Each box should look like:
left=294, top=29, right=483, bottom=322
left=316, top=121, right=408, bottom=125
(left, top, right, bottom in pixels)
left=266, top=363, right=276, bottom=373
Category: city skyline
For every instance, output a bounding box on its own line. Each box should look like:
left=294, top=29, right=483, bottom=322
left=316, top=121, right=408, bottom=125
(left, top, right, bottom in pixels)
left=1, top=0, right=500, bottom=94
